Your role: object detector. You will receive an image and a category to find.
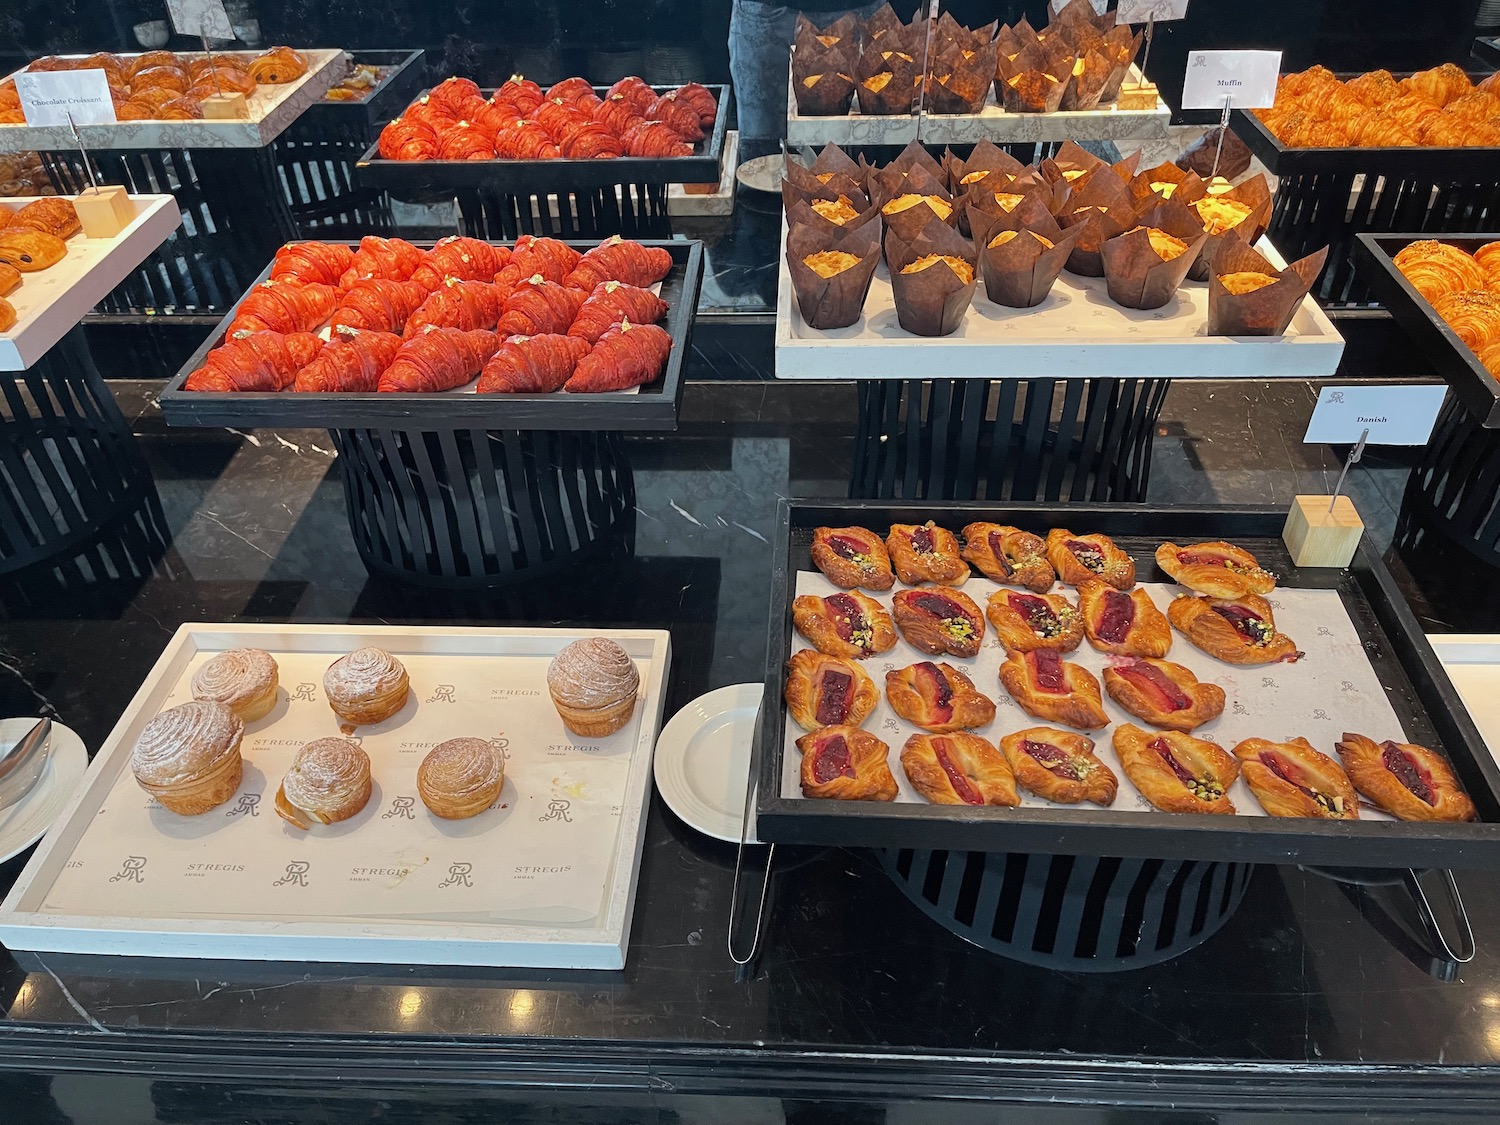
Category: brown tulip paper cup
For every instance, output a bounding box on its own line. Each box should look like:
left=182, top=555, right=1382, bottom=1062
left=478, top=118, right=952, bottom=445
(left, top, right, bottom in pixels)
left=878, top=166, right=957, bottom=241
left=885, top=220, right=979, bottom=337
left=796, top=11, right=858, bottom=49
left=1186, top=174, right=1274, bottom=282
left=1100, top=201, right=1209, bottom=310
left=928, top=43, right=999, bottom=115
left=1099, top=28, right=1143, bottom=102
left=947, top=140, right=1027, bottom=193
left=1207, top=237, right=1328, bottom=336
left=965, top=186, right=1067, bottom=247
left=862, top=3, right=903, bottom=42
left=786, top=220, right=883, bottom=331
left=856, top=41, right=921, bottom=115
left=1061, top=48, right=1114, bottom=111
left=793, top=65, right=857, bottom=116
left=782, top=160, right=865, bottom=212
left=812, top=143, right=863, bottom=182
left=885, top=139, right=945, bottom=180
left=996, top=53, right=1069, bottom=114
left=1041, top=139, right=1108, bottom=186
left=1129, top=161, right=1204, bottom=203
left=786, top=197, right=881, bottom=242
left=1058, top=171, right=1140, bottom=276
left=978, top=224, right=1084, bottom=308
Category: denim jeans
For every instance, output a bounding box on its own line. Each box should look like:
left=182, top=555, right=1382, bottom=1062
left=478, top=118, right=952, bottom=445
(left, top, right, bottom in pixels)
left=728, top=0, right=887, bottom=142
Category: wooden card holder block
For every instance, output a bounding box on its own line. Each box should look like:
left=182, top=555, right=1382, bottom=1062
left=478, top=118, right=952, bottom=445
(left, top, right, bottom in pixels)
left=203, top=92, right=250, bottom=120
left=1117, top=82, right=1159, bottom=111
left=1283, top=495, right=1364, bottom=568
left=74, top=186, right=136, bottom=239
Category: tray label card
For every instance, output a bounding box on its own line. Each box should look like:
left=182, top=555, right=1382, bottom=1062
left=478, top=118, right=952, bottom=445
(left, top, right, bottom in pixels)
left=1303, top=384, right=1447, bottom=446
left=1181, top=50, right=1282, bottom=109
left=165, top=0, right=235, bottom=39
left=1051, top=0, right=1109, bottom=12
left=1118, top=0, right=1189, bottom=22
left=14, top=70, right=117, bottom=126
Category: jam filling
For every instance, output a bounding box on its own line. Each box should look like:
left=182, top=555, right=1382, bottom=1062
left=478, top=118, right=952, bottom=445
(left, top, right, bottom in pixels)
left=933, top=737, right=984, bottom=805
left=1066, top=539, right=1105, bottom=572
left=1116, top=662, right=1190, bottom=711
left=1151, top=737, right=1222, bottom=800
left=1179, top=550, right=1231, bottom=568
left=826, top=593, right=868, bottom=647
left=1261, top=751, right=1342, bottom=815
left=914, top=660, right=954, bottom=721
left=813, top=735, right=856, bottom=784
left=1381, top=740, right=1435, bottom=805
left=986, top=532, right=1014, bottom=577
left=912, top=592, right=963, bottom=618
left=828, top=534, right=869, bottom=562
left=1021, top=739, right=1080, bottom=781
left=1095, top=589, right=1136, bottom=644
left=1008, top=592, right=1058, bottom=635
left=1028, top=649, right=1066, bottom=693
left=815, top=669, right=853, bottom=726
left=1212, top=603, right=1272, bottom=645
left=911, top=526, right=935, bottom=553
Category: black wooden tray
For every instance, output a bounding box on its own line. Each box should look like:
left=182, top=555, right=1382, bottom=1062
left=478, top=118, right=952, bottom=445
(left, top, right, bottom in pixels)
left=1354, top=232, right=1500, bottom=428
left=1229, top=70, right=1500, bottom=178
left=156, top=238, right=703, bottom=432
left=310, top=49, right=428, bottom=127
left=353, top=84, right=731, bottom=192
left=755, top=500, right=1500, bottom=867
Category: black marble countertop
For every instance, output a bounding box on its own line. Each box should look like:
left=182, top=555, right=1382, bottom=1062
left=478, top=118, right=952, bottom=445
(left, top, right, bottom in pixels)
left=0, top=380, right=1499, bottom=1122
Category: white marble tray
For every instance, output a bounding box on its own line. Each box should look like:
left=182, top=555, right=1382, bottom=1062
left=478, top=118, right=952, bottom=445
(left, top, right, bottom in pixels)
left=774, top=219, right=1345, bottom=380
left=668, top=130, right=738, bottom=217
left=786, top=61, right=1170, bottom=146
left=0, top=48, right=345, bottom=149
left=0, top=622, right=672, bottom=969
left=1427, top=635, right=1500, bottom=773
left=0, top=194, right=181, bottom=370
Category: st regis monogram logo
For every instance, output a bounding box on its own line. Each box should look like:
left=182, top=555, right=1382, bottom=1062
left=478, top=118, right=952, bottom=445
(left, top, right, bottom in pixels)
left=226, top=793, right=260, bottom=818
left=438, top=862, right=473, bottom=889
left=109, top=856, right=146, bottom=884
left=382, top=796, right=416, bottom=820
left=273, top=861, right=310, bottom=888
left=425, top=684, right=457, bottom=704
left=291, top=682, right=318, bottom=702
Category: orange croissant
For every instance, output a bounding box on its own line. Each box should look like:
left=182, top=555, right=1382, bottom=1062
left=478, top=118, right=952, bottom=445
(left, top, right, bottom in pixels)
left=495, top=235, right=583, bottom=287
left=271, top=241, right=356, bottom=287
left=428, top=76, right=484, bottom=116
left=403, top=279, right=502, bottom=338
left=329, top=278, right=430, bottom=333
left=411, top=236, right=506, bottom=290
left=564, top=320, right=672, bottom=392
left=339, top=236, right=424, bottom=288
left=293, top=328, right=402, bottom=392
left=560, top=122, right=626, bottom=159
left=185, top=331, right=324, bottom=392
left=477, top=333, right=590, bottom=393
left=644, top=93, right=704, bottom=141
left=568, top=280, right=669, bottom=343
left=621, top=120, right=693, bottom=157
left=494, top=118, right=561, bottom=159
left=607, top=75, right=656, bottom=113
left=496, top=279, right=589, bottom=336
left=435, top=121, right=496, bottom=160
left=378, top=328, right=499, bottom=393
left=673, top=82, right=718, bottom=126
left=564, top=236, right=674, bottom=290
left=378, top=118, right=439, bottom=161
left=594, top=94, right=645, bottom=136
left=546, top=77, right=597, bottom=103
left=227, top=281, right=336, bottom=336
left=492, top=77, right=544, bottom=114
left=535, top=98, right=592, bottom=142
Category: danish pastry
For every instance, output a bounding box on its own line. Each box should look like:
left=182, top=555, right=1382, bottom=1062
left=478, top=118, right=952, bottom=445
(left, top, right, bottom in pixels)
left=323, top=646, right=410, bottom=725
left=1154, top=540, right=1276, bottom=598
left=418, top=736, right=506, bottom=819
left=810, top=525, right=895, bottom=590
left=1046, top=529, right=1135, bottom=590
left=1335, top=732, right=1476, bottom=822
left=998, top=649, right=1109, bottom=730
left=1233, top=736, right=1358, bottom=819
left=985, top=588, right=1083, bottom=653
left=1103, top=658, right=1226, bottom=731
left=999, top=726, right=1118, bottom=806
left=190, top=647, right=279, bottom=722
left=901, top=732, right=1018, bottom=806
left=884, top=660, right=995, bottom=732
left=1113, top=723, right=1238, bottom=815
left=886, top=521, right=971, bottom=586
left=130, top=700, right=244, bottom=815
left=275, top=737, right=373, bottom=829
left=547, top=637, right=640, bottom=737
left=891, top=587, right=985, bottom=658
left=1078, top=580, right=1172, bottom=657
left=0, top=229, right=66, bottom=272
left=796, top=725, right=898, bottom=800
left=784, top=648, right=879, bottom=732
left=1168, top=594, right=1300, bottom=665
left=792, top=590, right=897, bottom=659
left=959, top=523, right=1055, bottom=592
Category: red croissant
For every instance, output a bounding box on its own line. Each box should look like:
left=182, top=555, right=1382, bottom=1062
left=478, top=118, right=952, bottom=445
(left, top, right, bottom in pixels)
left=535, top=98, right=590, bottom=142
left=674, top=82, right=718, bottom=126
left=496, top=235, right=583, bottom=287
left=436, top=121, right=496, bottom=160
left=496, top=279, right=588, bottom=337
left=428, top=76, right=484, bottom=116
left=560, top=122, right=625, bottom=159
left=546, top=77, right=597, bottom=103
left=271, top=241, right=355, bottom=286
left=564, top=236, right=673, bottom=290
left=378, top=328, right=499, bottom=393
left=565, top=320, right=672, bottom=393
left=185, top=331, right=324, bottom=392
left=644, top=93, right=704, bottom=141
left=227, top=280, right=336, bottom=336
left=568, top=280, right=669, bottom=343
left=494, top=118, right=560, bottom=160
left=493, top=77, right=544, bottom=115
left=477, top=333, right=590, bottom=393
left=593, top=94, right=644, bottom=137
left=403, top=94, right=458, bottom=131
left=293, top=328, right=402, bottom=393
left=340, top=236, right=424, bottom=288
left=621, top=120, right=693, bottom=158
left=404, top=279, right=501, bottom=338
left=607, top=75, right=656, bottom=114
left=411, top=236, right=507, bottom=290
left=329, top=279, right=429, bottom=333
left=377, top=118, right=438, bottom=161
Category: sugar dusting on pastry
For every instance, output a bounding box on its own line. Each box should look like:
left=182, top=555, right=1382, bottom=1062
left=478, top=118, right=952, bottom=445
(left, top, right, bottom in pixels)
left=324, top=646, right=407, bottom=703
left=547, top=637, right=639, bottom=708
left=282, top=737, right=371, bottom=810
left=191, top=648, right=277, bottom=709
left=418, top=737, right=504, bottom=800
left=131, top=700, right=243, bottom=785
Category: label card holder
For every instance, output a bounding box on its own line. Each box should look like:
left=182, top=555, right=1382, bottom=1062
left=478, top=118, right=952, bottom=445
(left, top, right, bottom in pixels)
left=14, top=70, right=117, bottom=127
left=1181, top=49, right=1282, bottom=110
left=1303, top=384, right=1448, bottom=446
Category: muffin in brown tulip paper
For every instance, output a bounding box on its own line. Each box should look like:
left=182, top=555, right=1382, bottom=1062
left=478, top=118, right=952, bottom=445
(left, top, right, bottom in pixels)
left=879, top=167, right=957, bottom=241
left=1186, top=174, right=1273, bottom=282
left=1059, top=169, right=1144, bottom=277
left=811, top=143, right=864, bottom=187
left=1111, top=149, right=1144, bottom=184
left=1040, top=139, right=1109, bottom=187
left=856, top=39, right=921, bottom=115
left=786, top=220, right=883, bottom=331
left=884, top=139, right=945, bottom=181
left=1060, top=47, right=1115, bottom=111
left=1128, top=161, right=1205, bottom=204
left=782, top=160, right=864, bottom=213
left=1100, top=199, right=1209, bottom=310
left=977, top=223, right=1084, bottom=308
left=996, top=50, right=1069, bottom=114
left=1098, top=26, right=1144, bottom=103
left=946, top=140, right=1027, bottom=195
left=965, top=182, right=1068, bottom=248
left=792, top=38, right=858, bottom=117
left=862, top=2, right=903, bottom=43
left=927, top=39, right=1000, bottom=115
left=1207, top=236, right=1329, bottom=337
left=786, top=196, right=881, bottom=242
left=886, top=219, right=979, bottom=337
left=796, top=10, right=859, bottom=52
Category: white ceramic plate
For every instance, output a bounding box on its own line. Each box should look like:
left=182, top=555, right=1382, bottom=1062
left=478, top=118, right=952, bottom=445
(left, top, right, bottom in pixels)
left=0, top=719, right=87, bottom=864
left=734, top=154, right=781, bottom=196
left=653, top=684, right=762, bottom=843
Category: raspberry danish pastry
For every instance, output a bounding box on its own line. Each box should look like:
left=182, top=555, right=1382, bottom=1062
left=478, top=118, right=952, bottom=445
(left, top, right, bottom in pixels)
left=1078, top=580, right=1172, bottom=657
left=884, top=661, right=995, bottom=732
left=1335, top=733, right=1476, bottom=822
left=999, top=727, right=1118, bottom=806
left=891, top=588, right=985, bottom=658
left=1046, top=529, right=1135, bottom=590
left=998, top=649, right=1108, bottom=730
left=886, top=521, right=970, bottom=586
left=796, top=725, right=898, bottom=801
left=1113, top=724, right=1239, bottom=815
left=784, top=649, right=879, bottom=732
left=1155, top=541, right=1275, bottom=598
left=810, top=525, right=895, bottom=591
left=1103, top=658, right=1225, bottom=731
left=1234, top=737, right=1358, bottom=819
left=985, top=589, right=1083, bottom=653
left=901, top=733, right=1018, bottom=807
left=1168, top=594, right=1300, bottom=665
left=792, top=590, right=897, bottom=660
left=960, top=523, right=1055, bottom=592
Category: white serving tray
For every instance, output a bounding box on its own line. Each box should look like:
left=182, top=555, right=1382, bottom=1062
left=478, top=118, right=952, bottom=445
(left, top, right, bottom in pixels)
left=0, top=623, right=671, bottom=969
left=1427, top=635, right=1500, bottom=772
left=787, top=60, right=1169, bottom=146
left=0, top=49, right=345, bottom=149
left=0, top=194, right=181, bottom=370
left=774, top=219, right=1346, bottom=379
left=668, top=130, right=738, bottom=217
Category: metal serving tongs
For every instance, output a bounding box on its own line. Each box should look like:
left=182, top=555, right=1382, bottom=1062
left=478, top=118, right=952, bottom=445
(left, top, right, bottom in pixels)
left=0, top=719, right=52, bottom=812
left=727, top=702, right=775, bottom=967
